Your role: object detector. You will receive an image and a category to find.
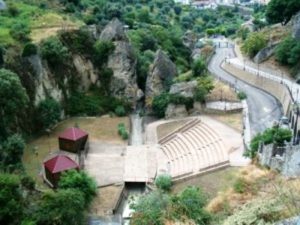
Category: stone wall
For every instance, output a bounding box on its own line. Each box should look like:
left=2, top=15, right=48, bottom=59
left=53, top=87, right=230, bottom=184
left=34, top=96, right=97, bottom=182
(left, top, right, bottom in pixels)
left=259, top=144, right=300, bottom=177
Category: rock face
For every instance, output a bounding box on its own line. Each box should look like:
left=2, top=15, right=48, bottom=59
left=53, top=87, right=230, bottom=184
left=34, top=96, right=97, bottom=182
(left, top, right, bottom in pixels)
left=293, top=11, right=300, bottom=40
left=100, top=19, right=142, bottom=105
left=169, top=80, right=198, bottom=98
left=253, top=43, right=277, bottom=64
left=182, top=31, right=197, bottom=50
left=26, top=55, right=63, bottom=105
left=145, top=50, right=177, bottom=100
left=99, top=18, right=127, bottom=42
left=165, top=104, right=188, bottom=119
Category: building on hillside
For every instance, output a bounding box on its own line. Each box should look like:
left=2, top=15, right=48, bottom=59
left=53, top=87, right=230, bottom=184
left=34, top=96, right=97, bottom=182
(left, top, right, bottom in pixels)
left=174, top=0, right=191, bottom=4
left=58, top=127, right=89, bottom=154
left=43, top=155, right=79, bottom=188
left=192, top=0, right=218, bottom=9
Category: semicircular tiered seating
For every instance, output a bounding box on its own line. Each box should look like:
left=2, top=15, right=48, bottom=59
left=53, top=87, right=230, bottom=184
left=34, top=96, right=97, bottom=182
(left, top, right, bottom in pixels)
left=159, top=118, right=229, bottom=180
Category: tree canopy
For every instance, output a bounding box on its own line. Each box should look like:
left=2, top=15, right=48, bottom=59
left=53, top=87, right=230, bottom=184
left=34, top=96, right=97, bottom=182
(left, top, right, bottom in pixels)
left=266, top=0, right=300, bottom=25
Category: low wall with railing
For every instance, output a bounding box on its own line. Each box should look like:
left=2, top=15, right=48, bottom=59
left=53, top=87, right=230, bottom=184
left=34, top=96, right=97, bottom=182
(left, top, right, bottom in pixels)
left=222, top=62, right=293, bottom=115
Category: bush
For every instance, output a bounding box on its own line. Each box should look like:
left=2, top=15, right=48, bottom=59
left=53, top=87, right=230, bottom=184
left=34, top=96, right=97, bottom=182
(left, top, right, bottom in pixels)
left=93, top=40, right=115, bottom=67
left=22, top=43, right=38, bottom=57
left=152, top=92, right=170, bottom=118
left=118, top=123, right=129, bottom=140
left=233, top=178, right=248, bottom=193
left=241, top=32, right=267, bottom=58
left=192, top=58, right=207, bottom=77
left=10, top=22, right=31, bottom=42
left=237, top=91, right=247, bottom=100
left=155, top=174, right=172, bottom=191
left=275, top=36, right=300, bottom=66
left=115, top=105, right=126, bottom=117
left=245, top=127, right=292, bottom=159
left=36, top=97, right=61, bottom=130
left=40, top=37, right=69, bottom=66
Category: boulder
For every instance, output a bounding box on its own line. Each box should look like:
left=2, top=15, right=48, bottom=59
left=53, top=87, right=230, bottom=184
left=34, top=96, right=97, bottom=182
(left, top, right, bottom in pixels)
left=169, top=80, right=198, bottom=98
left=182, top=31, right=197, bottom=50
left=107, top=41, right=143, bottom=104
left=253, top=43, right=277, bottom=64
left=0, top=0, right=6, bottom=10
left=145, top=50, right=177, bottom=100
left=293, top=11, right=300, bottom=40
left=165, top=104, right=188, bottom=119
left=72, top=54, right=98, bottom=91
left=26, top=55, right=63, bottom=105
left=99, top=18, right=127, bottom=42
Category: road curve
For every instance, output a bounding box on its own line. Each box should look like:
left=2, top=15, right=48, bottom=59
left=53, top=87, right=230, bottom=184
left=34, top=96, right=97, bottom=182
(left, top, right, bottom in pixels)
left=208, top=45, right=282, bottom=136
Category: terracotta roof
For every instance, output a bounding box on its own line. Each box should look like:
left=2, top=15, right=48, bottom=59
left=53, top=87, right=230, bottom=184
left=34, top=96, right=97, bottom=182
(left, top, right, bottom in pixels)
left=58, top=127, right=88, bottom=141
left=44, top=155, right=79, bottom=173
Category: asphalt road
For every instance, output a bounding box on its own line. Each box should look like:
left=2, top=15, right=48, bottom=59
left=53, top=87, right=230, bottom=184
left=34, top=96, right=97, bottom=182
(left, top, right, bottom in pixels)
left=208, top=44, right=283, bottom=136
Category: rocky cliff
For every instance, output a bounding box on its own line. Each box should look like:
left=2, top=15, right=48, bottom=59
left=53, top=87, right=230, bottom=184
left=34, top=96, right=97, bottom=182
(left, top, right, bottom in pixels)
left=100, top=19, right=142, bottom=105
left=293, top=11, right=300, bottom=40
left=145, top=50, right=177, bottom=102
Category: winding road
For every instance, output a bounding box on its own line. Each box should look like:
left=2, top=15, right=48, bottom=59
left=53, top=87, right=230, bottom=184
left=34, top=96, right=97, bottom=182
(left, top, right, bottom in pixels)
left=208, top=40, right=282, bottom=136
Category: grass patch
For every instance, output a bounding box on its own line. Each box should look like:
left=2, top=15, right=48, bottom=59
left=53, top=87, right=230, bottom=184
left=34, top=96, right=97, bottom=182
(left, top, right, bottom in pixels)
left=23, top=116, right=129, bottom=187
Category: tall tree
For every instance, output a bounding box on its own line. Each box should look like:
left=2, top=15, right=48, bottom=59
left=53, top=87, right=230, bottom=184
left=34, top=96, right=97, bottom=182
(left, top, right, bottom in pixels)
left=266, top=0, right=300, bottom=25
left=0, top=69, right=29, bottom=139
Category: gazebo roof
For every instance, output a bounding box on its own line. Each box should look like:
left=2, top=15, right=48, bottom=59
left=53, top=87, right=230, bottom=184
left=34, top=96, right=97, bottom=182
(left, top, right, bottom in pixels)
left=58, top=127, right=88, bottom=141
left=44, top=155, right=79, bottom=173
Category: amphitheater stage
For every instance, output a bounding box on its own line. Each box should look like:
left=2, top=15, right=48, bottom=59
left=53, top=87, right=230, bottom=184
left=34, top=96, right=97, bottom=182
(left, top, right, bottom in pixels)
left=123, top=145, right=159, bottom=183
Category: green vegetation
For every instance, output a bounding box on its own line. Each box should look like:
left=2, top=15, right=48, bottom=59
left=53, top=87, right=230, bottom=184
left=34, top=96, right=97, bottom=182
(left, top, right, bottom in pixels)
left=0, top=170, right=97, bottom=225
left=275, top=36, right=300, bottom=70
left=40, top=36, right=70, bottom=66
left=131, top=186, right=211, bottom=225
left=118, top=123, right=129, bottom=140
left=245, top=126, right=292, bottom=159
left=237, top=91, right=247, bottom=100
left=155, top=174, right=172, bottom=191
left=0, top=69, right=29, bottom=140
left=58, top=170, right=97, bottom=208
left=22, top=43, right=38, bottom=57
left=241, top=32, right=267, bottom=58
left=36, top=97, right=61, bottom=130
left=266, top=0, right=300, bottom=25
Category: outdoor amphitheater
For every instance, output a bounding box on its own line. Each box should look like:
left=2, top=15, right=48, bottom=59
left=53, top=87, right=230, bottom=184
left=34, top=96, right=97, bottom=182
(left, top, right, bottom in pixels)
left=84, top=115, right=249, bottom=187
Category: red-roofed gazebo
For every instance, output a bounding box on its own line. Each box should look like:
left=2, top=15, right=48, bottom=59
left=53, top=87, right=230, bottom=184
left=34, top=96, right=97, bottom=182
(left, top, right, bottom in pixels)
left=58, top=127, right=88, bottom=153
left=43, top=155, right=79, bottom=188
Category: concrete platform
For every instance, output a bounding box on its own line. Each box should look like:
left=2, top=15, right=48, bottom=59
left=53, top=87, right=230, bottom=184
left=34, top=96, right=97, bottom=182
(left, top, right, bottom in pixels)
left=123, top=145, right=157, bottom=183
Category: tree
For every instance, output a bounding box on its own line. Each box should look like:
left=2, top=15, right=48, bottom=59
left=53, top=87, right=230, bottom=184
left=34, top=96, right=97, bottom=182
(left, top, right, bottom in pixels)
left=35, top=189, right=85, bottom=225
left=36, top=97, right=61, bottom=129
left=131, top=191, right=169, bottom=225
left=174, top=5, right=182, bottom=15
left=58, top=170, right=97, bottom=207
left=152, top=92, right=170, bottom=118
left=40, top=37, right=69, bottom=66
left=10, top=22, right=31, bottom=42
left=0, top=173, right=23, bottom=225
left=0, top=69, right=29, bottom=139
left=0, top=134, right=25, bottom=172
left=172, top=186, right=211, bottom=224
left=266, top=0, right=300, bottom=25
left=93, top=40, right=115, bottom=68
left=241, top=32, right=267, bottom=58
left=192, top=58, right=207, bottom=77
left=155, top=174, right=172, bottom=191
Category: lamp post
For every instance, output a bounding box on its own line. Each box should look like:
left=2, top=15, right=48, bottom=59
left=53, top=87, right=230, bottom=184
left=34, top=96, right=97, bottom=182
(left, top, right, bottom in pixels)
left=243, top=58, right=246, bottom=70
left=257, top=63, right=260, bottom=76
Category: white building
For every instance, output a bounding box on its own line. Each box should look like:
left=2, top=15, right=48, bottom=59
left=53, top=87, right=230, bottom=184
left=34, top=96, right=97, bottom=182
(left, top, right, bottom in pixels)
left=174, top=0, right=191, bottom=5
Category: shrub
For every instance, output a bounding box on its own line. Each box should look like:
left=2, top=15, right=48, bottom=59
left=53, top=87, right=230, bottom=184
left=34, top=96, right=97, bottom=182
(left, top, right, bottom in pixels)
left=93, top=40, right=115, bottom=67
left=233, top=177, right=248, bottom=193
left=155, top=174, right=172, bottom=191
left=118, top=123, right=129, bottom=140
left=237, top=91, right=247, bottom=100
left=241, top=32, right=267, bottom=58
left=36, top=97, right=61, bottom=130
left=115, top=105, right=126, bottom=117
left=152, top=92, right=170, bottom=118
left=275, top=36, right=300, bottom=66
left=22, top=43, right=38, bottom=57
left=40, top=37, right=69, bottom=66
left=192, top=58, right=207, bottom=77
left=10, top=22, right=31, bottom=43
